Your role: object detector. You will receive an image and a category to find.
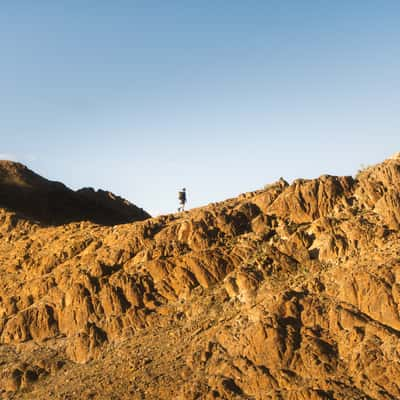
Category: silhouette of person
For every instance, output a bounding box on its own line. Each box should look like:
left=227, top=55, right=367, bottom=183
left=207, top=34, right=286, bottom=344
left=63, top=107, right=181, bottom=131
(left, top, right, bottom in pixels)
left=178, top=188, right=187, bottom=212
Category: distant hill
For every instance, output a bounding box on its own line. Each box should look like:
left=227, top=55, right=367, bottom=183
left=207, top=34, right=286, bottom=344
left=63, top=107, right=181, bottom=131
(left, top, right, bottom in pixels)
left=0, top=160, right=150, bottom=225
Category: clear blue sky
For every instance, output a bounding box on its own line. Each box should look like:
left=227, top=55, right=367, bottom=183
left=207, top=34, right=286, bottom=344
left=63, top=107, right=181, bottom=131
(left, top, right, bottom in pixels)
left=1, top=1, right=399, bottom=216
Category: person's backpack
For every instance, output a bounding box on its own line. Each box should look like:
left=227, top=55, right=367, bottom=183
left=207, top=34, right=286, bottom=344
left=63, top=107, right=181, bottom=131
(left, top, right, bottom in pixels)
left=178, top=190, right=186, bottom=202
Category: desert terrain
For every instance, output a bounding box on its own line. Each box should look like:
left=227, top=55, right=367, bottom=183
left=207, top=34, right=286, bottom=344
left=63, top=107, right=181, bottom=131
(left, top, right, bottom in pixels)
left=1, top=154, right=400, bottom=399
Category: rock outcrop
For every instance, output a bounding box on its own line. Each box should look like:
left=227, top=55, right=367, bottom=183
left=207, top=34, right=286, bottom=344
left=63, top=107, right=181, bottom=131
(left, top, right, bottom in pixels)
left=0, top=161, right=150, bottom=225
left=1, top=154, right=400, bottom=399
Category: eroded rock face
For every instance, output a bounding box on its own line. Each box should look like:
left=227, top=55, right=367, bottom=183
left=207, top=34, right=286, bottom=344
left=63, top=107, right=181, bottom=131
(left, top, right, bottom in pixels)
left=1, top=155, right=400, bottom=399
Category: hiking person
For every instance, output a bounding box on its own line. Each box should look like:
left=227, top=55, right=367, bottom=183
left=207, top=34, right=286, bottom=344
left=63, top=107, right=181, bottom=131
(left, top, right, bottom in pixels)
left=178, top=188, right=186, bottom=212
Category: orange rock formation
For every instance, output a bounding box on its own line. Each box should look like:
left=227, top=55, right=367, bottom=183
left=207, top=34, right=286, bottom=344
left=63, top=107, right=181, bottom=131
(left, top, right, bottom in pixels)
left=1, top=154, right=400, bottom=399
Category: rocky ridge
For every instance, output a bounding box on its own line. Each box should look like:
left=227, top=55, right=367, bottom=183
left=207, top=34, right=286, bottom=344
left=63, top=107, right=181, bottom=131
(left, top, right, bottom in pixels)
left=1, top=155, right=400, bottom=399
left=0, top=161, right=150, bottom=225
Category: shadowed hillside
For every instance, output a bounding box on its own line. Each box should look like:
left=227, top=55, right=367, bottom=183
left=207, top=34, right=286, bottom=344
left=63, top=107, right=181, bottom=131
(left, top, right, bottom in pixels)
left=1, top=154, right=400, bottom=399
left=0, top=161, right=150, bottom=225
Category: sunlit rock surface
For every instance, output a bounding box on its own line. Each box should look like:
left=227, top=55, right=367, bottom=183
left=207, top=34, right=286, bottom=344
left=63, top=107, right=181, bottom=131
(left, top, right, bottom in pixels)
left=1, top=155, right=400, bottom=399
